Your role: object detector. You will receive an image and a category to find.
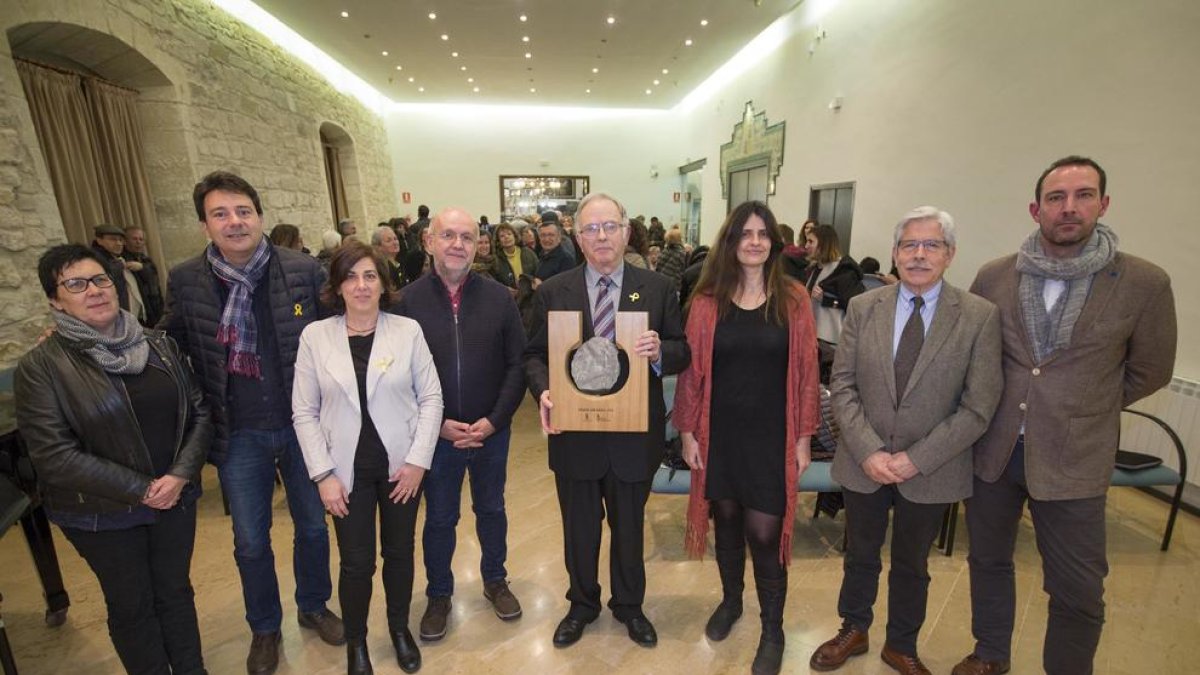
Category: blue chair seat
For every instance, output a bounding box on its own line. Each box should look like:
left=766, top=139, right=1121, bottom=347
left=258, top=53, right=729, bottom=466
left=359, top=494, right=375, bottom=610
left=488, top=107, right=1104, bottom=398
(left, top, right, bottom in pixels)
left=1111, top=465, right=1182, bottom=488
left=651, top=461, right=841, bottom=495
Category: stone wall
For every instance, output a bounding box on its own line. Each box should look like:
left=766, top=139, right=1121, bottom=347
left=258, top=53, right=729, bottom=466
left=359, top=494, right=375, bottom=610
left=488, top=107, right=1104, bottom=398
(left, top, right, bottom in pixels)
left=0, top=0, right=397, bottom=368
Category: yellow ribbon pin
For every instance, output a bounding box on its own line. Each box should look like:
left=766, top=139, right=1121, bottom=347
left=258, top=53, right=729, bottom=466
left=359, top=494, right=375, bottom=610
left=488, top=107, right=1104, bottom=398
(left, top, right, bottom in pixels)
left=628, top=292, right=640, bottom=303
left=293, top=303, right=303, bottom=317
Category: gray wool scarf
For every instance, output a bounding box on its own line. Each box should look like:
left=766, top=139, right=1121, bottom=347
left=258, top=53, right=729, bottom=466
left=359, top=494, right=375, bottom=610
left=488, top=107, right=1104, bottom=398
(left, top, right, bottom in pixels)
left=1015, top=223, right=1117, bottom=364
left=52, top=308, right=149, bottom=374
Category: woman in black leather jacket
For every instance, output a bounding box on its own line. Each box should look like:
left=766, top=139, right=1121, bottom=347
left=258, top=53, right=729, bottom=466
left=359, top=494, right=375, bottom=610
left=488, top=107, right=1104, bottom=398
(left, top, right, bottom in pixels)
left=802, top=224, right=866, bottom=345
left=15, top=244, right=213, bottom=675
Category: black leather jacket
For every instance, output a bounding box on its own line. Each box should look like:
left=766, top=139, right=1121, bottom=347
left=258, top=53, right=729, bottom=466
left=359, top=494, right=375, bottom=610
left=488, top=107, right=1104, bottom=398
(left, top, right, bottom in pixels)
left=13, top=332, right=212, bottom=516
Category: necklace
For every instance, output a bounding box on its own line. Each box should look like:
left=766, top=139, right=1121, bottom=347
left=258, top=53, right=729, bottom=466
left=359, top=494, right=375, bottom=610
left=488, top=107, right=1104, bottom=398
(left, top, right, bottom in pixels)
left=345, top=318, right=377, bottom=334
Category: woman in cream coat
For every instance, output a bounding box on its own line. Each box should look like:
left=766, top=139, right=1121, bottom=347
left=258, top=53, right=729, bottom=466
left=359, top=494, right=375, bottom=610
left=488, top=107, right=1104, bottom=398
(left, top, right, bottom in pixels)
left=293, top=241, right=442, bottom=674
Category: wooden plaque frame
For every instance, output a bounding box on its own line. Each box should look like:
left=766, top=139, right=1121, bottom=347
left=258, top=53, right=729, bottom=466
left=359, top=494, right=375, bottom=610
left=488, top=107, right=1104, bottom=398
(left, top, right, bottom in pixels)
left=548, top=310, right=648, bottom=432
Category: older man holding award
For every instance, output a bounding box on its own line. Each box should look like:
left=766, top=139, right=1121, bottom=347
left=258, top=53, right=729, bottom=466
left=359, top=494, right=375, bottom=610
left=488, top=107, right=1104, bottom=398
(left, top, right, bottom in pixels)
left=524, top=192, right=690, bottom=649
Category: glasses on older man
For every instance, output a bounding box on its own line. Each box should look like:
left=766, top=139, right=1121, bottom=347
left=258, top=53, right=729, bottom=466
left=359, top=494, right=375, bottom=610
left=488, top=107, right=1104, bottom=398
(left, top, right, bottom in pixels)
left=579, top=221, right=624, bottom=238
left=58, top=274, right=115, bottom=294
left=897, top=239, right=948, bottom=254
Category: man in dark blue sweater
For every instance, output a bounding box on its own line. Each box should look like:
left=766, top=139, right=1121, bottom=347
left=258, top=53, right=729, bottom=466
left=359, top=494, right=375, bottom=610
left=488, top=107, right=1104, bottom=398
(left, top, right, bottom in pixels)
left=396, top=207, right=527, bottom=643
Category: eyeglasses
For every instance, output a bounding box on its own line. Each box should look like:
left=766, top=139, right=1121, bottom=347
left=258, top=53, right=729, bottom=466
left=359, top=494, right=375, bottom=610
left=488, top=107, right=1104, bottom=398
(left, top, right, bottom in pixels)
left=58, top=274, right=115, bottom=294
left=579, top=221, right=625, bottom=238
left=434, top=230, right=477, bottom=245
left=897, top=239, right=948, bottom=254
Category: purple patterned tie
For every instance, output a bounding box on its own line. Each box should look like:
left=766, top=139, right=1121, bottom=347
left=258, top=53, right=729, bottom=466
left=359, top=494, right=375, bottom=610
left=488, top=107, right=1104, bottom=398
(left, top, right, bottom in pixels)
left=593, top=275, right=615, bottom=341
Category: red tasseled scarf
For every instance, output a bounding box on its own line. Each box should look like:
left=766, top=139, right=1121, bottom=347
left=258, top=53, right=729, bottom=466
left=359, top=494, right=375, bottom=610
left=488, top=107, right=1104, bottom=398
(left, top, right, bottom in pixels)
left=675, top=286, right=821, bottom=565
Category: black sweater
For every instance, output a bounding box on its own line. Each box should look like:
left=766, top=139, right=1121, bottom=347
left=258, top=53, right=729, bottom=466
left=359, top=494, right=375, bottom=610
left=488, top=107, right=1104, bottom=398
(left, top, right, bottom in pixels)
left=396, top=272, right=527, bottom=431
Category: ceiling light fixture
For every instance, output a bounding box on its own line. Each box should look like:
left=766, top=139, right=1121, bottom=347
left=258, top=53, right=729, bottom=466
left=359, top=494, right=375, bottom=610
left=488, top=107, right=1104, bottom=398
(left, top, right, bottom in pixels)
left=645, top=89, right=652, bottom=95
left=586, top=89, right=591, bottom=93
left=340, top=11, right=348, bottom=19
left=451, top=51, right=458, bottom=57
left=684, top=39, right=693, bottom=46
left=395, top=65, right=402, bottom=70
left=529, top=87, right=536, bottom=92
left=418, top=86, right=424, bottom=92
left=519, top=14, right=527, bottom=22
left=467, top=77, right=474, bottom=82
left=428, top=12, right=436, bottom=20
left=701, top=19, right=709, bottom=27
left=522, top=36, right=529, bottom=42
left=606, top=16, right=615, bottom=25
left=653, top=79, right=660, bottom=85
left=473, top=87, right=480, bottom=92
left=408, top=76, right=415, bottom=82
left=662, top=68, right=669, bottom=74
left=525, top=52, right=532, bottom=58
left=460, top=66, right=467, bottom=71
left=592, top=67, right=599, bottom=73
left=441, top=34, right=449, bottom=40
left=381, top=50, right=388, bottom=56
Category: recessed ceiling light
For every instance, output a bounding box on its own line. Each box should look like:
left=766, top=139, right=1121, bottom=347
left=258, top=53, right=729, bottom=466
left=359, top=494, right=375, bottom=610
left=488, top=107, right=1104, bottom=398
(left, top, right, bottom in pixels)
left=529, top=87, right=536, bottom=92
left=451, top=51, right=459, bottom=57
left=519, top=14, right=527, bottom=22
left=653, top=79, right=660, bottom=85
left=408, top=77, right=415, bottom=82
left=418, top=86, right=425, bottom=92
left=340, top=11, right=349, bottom=19
left=441, top=34, right=449, bottom=41
left=395, top=65, right=402, bottom=70
left=428, top=12, right=436, bottom=20
left=381, top=50, right=388, bottom=56
left=586, top=88, right=591, bottom=93
left=525, top=52, right=532, bottom=59
left=473, top=87, right=480, bottom=92
left=662, top=68, right=669, bottom=74
left=606, top=16, right=615, bottom=25
left=645, top=89, right=652, bottom=95
left=467, top=77, right=474, bottom=82
left=522, top=36, right=530, bottom=42
left=460, top=66, right=467, bottom=71
left=592, top=67, right=599, bottom=73
left=700, top=19, right=709, bottom=27
left=684, top=39, right=693, bottom=46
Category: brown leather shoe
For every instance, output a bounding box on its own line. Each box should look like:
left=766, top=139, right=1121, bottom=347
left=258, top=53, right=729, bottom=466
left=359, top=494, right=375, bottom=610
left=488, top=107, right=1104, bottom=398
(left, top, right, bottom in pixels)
left=951, top=653, right=1011, bottom=675
left=483, top=580, right=523, bottom=620
left=298, top=608, right=346, bottom=646
left=419, top=596, right=452, bottom=641
left=809, top=624, right=869, bottom=671
left=881, top=645, right=931, bottom=675
left=246, top=631, right=281, bottom=674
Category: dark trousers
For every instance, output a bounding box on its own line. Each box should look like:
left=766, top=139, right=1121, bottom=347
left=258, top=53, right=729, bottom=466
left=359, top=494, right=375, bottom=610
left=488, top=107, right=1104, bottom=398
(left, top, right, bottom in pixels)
left=554, top=469, right=651, bottom=621
left=965, top=441, right=1107, bottom=674
left=422, top=427, right=511, bottom=597
left=332, top=470, right=422, bottom=641
left=838, top=484, right=948, bottom=656
left=62, top=504, right=204, bottom=675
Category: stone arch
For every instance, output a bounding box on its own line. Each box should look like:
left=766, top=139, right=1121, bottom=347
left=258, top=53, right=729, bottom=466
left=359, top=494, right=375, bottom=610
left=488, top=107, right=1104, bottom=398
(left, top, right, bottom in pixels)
left=6, top=21, right=196, bottom=265
left=318, top=121, right=366, bottom=233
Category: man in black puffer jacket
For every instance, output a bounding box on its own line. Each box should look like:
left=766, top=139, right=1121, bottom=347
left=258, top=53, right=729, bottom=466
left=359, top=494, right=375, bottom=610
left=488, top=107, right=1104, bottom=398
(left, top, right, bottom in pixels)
left=159, top=171, right=343, bottom=674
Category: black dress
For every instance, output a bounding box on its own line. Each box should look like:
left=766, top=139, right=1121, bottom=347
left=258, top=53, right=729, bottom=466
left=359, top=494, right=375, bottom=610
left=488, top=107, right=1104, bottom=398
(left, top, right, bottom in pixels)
left=704, top=304, right=789, bottom=516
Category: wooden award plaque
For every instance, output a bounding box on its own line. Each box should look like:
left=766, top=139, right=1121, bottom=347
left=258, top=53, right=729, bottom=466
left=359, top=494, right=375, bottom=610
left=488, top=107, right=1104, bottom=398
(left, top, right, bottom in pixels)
left=548, top=310, right=649, bottom=432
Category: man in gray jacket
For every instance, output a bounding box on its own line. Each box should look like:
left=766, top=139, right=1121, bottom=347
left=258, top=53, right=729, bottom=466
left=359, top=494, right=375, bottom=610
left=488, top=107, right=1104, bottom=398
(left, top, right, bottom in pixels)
left=952, top=156, right=1177, bottom=675
left=812, top=206, right=1002, bottom=675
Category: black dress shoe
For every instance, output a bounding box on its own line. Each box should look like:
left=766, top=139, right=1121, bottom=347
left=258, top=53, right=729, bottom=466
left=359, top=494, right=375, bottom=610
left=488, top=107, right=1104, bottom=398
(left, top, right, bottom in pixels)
left=391, top=628, right=422, bottom=673
left=617, top=614, right=658, bottom=648
left=346, top=639, right=373, bottom=675
left=246, top=631, right=281, bottom=674
left=552, top=616, right=592, bottom=648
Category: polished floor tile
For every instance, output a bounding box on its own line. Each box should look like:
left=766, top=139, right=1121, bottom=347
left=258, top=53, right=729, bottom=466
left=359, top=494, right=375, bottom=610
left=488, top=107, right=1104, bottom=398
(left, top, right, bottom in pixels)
left=1, top=399, right=1196, bottom=673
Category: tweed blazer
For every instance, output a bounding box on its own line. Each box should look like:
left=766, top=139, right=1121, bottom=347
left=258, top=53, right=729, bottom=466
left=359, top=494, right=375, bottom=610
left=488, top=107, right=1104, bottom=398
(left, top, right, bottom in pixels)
left=830, top=282, right=1003, bottom=503
left=969, top=251, right=1176, bottom=500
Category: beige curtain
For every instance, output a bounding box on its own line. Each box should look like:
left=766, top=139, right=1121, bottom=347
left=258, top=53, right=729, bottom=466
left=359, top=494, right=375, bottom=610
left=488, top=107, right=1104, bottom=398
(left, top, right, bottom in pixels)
left=17, top=60, right=165, bottom=290
left=323, top=141, right=348, bottom=224
left=16, top=60, right=104, bottom=245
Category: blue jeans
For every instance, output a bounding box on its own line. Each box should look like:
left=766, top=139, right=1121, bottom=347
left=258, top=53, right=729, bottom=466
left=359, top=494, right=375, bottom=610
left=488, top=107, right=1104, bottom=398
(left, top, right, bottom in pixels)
left=219, top=427, right=332, bottom=633
left=422, top=427, right=511, bottom=598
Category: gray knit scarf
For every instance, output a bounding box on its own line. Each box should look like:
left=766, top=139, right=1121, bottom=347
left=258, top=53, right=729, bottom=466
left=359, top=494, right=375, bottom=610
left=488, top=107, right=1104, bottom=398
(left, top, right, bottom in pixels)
left=52, top=308, right=148, bottom=375
left=1015, top=223, right=1117, bottom=364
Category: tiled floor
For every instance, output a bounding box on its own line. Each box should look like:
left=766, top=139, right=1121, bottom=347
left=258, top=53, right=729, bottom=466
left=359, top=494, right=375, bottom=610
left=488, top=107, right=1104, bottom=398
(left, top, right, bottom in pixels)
left=1, top=399, right=1195, bottom=674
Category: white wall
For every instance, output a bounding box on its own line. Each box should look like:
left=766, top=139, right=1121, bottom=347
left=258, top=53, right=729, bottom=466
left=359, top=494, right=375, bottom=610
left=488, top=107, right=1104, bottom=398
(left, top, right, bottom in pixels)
left=385, top=106, right=685, bottom=225
left=384, top=0, right=1198, bottom=377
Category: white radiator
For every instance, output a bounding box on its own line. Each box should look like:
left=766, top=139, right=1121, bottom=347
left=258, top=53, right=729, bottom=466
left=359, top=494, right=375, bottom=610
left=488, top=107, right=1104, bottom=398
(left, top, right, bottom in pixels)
left=1123, top=376, right=1199, bottom=485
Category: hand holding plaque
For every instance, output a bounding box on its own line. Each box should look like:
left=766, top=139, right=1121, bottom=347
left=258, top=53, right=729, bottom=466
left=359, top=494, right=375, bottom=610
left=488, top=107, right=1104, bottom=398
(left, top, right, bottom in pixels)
left=547, top=310, right=649, bottom=432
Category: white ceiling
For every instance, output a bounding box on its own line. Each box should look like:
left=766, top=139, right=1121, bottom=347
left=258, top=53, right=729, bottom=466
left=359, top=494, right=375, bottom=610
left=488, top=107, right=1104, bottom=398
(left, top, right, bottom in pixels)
left=251, top=0, right=799, bottom=109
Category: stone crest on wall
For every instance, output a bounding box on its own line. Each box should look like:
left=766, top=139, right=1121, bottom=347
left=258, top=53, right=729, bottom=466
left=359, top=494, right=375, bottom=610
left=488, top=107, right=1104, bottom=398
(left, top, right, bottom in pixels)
left=719, top=101, right=786, bottom=198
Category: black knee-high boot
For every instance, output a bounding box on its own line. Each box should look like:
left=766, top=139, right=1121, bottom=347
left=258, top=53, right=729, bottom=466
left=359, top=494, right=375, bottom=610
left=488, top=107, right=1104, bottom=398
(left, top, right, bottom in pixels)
left=751, top=574, right=787, bottom=675
left=705, top=547, right=746, bottom=641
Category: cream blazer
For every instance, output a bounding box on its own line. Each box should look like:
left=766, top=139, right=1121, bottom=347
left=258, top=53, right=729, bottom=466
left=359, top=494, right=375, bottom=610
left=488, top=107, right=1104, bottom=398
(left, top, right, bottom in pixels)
left=292, top=313, right=443, bottom=492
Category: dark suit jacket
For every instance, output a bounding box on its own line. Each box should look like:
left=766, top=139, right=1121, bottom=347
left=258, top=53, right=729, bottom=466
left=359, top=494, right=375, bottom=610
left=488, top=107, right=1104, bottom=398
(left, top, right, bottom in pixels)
left=969, top=251, right=1176, bottom=500
left=524, top=265, right=690, bottom=482
left=830, top=283, right=1003, bottom=503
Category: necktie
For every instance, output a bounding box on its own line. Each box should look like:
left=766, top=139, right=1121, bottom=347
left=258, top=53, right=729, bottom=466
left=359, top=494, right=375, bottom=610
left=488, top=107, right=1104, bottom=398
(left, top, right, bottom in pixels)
left=894, top=295, right=925, bottom=397
left=593, top=275, right=615, bottom=341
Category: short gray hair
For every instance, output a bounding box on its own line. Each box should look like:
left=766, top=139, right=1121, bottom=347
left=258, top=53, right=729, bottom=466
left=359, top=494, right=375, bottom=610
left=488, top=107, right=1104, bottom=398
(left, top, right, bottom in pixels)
left=893, top=206, right=956, bottom=249
left=370, top=226, right=395, bottom=246
left=576, top=192, right=628, bottom=224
